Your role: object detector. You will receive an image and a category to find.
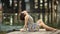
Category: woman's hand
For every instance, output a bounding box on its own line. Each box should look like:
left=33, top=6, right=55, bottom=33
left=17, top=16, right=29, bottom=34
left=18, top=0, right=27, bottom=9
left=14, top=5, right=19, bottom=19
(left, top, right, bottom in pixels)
left=23, top=25, right=27, bottom=31
left=20, top=28, right=26, bottom=32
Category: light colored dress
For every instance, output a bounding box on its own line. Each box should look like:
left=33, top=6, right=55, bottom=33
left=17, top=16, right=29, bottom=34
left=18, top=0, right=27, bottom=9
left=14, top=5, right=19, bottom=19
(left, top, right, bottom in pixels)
left=27, top=15, right=40, bottom=32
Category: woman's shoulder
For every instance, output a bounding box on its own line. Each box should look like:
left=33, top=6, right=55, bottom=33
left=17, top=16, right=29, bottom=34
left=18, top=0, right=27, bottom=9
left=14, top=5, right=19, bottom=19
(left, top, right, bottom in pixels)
left=25, top=14, right=33, bottom=20
left=25, top=14, right=31, bottom=17
left=25, top=15, right=29, bottom=18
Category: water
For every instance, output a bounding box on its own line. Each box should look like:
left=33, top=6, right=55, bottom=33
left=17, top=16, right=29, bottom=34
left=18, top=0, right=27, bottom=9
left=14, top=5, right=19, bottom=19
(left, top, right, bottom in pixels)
left=0, top=25, right=23, bottom=31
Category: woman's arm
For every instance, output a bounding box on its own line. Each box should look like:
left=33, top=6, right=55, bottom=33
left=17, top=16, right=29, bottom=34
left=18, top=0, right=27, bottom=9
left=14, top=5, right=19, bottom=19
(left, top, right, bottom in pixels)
left=23, top=15, right=29, bottom=31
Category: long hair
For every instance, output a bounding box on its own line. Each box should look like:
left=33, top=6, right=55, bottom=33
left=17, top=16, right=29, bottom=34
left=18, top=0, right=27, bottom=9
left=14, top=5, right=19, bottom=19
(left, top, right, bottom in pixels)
left=20, top=13, right=25, bottom=20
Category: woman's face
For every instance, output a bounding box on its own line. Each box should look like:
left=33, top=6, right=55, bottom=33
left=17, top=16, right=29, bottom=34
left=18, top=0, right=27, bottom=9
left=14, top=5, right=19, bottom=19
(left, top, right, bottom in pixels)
left=23, top=13, right=26, bottom=16
left=22, top=11, right=28, bottom=16
left=20, top=11, right=27, bottom=20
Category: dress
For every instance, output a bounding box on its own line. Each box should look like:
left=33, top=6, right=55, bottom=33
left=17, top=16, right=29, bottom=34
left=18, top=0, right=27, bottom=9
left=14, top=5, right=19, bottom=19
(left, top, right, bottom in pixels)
left=27, top=15, right=40, bottom=32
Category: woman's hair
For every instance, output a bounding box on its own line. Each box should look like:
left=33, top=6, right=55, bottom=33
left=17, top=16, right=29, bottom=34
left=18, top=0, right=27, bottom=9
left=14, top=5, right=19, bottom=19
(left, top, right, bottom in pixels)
left=20, top=13, right=25, bottom=20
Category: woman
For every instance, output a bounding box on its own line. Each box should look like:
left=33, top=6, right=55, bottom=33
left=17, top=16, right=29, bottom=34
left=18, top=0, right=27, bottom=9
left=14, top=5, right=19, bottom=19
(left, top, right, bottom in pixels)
left=20, top=10, right=57, bottom=32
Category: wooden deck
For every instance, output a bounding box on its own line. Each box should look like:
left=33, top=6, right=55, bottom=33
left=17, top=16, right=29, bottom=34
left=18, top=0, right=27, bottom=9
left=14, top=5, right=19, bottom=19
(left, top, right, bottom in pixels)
left=7, top=29, right=60, bottom=34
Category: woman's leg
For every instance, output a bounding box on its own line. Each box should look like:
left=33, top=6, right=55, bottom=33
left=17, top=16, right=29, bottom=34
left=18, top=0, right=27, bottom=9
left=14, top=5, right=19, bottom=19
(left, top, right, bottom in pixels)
left=36, top=19, right=57, bottom=31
